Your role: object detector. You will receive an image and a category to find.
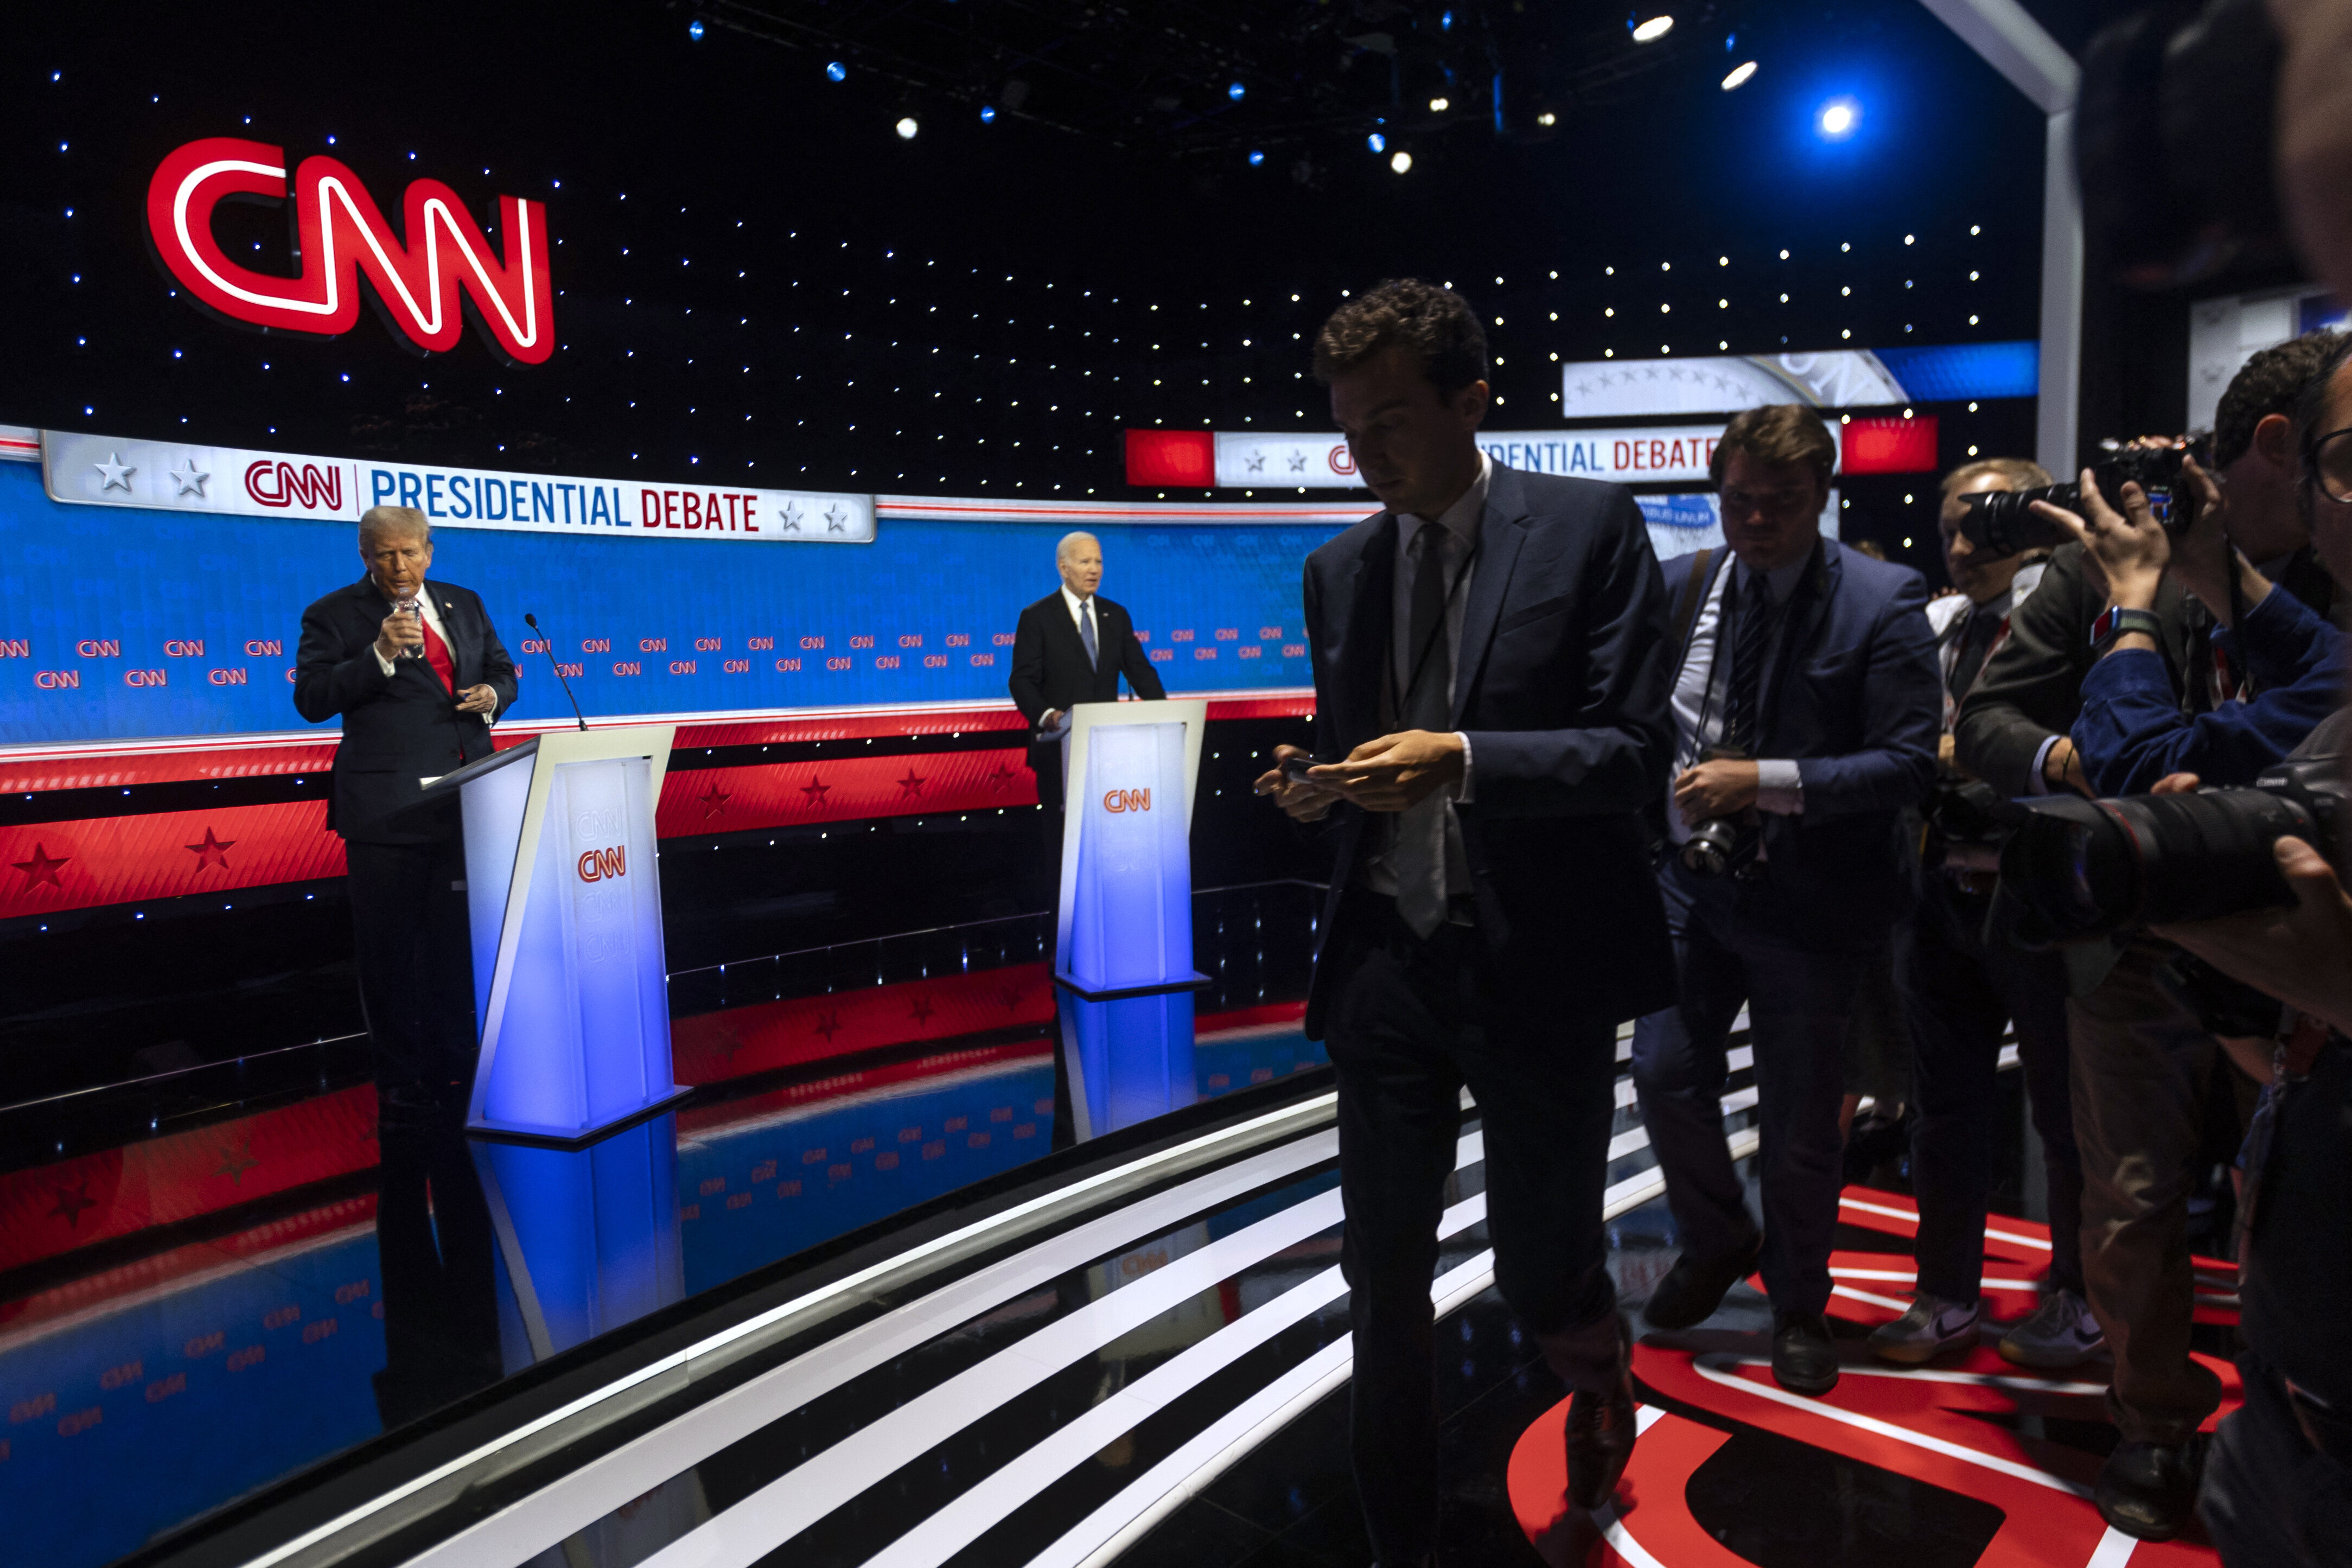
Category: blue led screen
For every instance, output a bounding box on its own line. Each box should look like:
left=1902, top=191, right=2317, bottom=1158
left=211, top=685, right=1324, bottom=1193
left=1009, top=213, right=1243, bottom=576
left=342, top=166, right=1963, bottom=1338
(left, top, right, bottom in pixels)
left=0, top=462, right=1346, bottom=745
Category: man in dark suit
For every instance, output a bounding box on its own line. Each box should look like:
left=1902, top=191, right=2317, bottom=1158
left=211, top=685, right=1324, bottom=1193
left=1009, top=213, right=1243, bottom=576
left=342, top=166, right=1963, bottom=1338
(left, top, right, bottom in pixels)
left=1255, top=279, right=1675, bottom=1561
left=1630, top=405, right=1941, bottom=1398
left=1008, top=530, right=1166, bottom=812
left=296, top=505, right=517, bottom=1104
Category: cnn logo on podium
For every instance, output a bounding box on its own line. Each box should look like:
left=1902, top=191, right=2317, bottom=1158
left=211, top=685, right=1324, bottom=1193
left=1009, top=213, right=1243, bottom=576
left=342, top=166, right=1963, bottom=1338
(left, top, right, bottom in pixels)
left=576, top=846, right=628, bottom=882
left=1101, top=788, right=1152, bottom=814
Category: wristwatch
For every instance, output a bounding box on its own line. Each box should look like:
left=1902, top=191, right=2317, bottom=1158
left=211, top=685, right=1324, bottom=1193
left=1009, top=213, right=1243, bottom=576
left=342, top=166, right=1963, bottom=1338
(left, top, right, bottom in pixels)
left=2089, top=605, right=2164, bottom=653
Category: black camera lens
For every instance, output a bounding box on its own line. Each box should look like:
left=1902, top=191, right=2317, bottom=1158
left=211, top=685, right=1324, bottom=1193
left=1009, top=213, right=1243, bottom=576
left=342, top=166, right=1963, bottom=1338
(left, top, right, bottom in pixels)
left=1997, top=777, right=2334, bottom=945
left=1955, top=483, right=2081, bottom=558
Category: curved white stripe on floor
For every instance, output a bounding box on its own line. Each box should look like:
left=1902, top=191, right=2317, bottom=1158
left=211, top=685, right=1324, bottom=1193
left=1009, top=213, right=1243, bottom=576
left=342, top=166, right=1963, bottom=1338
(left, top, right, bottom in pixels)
left=634, top=1132, right=1491, bottom=1568
left=408, top=1122, right=1358, bottom=1568
left=862, top=1192, right=1492, bottom=1568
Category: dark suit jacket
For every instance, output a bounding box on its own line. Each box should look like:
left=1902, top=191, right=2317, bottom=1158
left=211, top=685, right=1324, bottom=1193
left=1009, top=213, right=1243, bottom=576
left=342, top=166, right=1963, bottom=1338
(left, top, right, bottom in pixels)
left=1658, top=540, right=1942, bottom=947
left=1955, top=541, right=2342, bottom=796
left=1302, top=465, right=1678, bottom=1036
left=294, top=577, right=518, bottom=845
left=1007, top=589, right=1167, bottom=777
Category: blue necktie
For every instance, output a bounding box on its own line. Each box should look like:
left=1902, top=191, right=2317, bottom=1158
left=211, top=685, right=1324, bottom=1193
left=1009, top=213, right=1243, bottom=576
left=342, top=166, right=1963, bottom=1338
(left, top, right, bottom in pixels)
left=1080, top=597, right=1099, bottom=671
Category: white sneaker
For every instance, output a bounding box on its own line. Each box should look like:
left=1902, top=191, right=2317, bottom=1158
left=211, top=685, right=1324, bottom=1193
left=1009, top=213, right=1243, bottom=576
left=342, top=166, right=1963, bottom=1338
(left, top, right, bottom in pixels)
left=1865, top=1293, right=1981, bottom=1364
left=1999, top=1287, right=2106, bottom=1369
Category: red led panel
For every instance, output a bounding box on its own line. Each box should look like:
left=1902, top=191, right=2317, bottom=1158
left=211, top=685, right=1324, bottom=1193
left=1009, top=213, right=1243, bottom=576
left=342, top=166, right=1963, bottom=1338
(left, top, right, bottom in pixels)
left=670, top=961, right=1059, bottom=1084
left=656, top=748, right=1038, bottom=837
left=1125, top=429, right=1216, bottom=488
left=1839, top=416, right=1940, bottom=474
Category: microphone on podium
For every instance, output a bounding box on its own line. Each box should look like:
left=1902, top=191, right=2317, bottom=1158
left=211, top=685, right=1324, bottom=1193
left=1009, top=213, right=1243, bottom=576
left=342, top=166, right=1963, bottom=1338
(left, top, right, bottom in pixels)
left=523, top=613, right=591, bottom=731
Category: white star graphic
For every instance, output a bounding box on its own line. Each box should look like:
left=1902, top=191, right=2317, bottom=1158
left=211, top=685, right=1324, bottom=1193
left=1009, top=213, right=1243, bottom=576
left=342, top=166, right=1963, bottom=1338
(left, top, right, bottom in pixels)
left=167, top=457, right=211, bottom=498
left=93, top=452, right=136, bottom=492
left=779, top=504, right=804, bottom=532
left=823, top=504, right=847, bottom=533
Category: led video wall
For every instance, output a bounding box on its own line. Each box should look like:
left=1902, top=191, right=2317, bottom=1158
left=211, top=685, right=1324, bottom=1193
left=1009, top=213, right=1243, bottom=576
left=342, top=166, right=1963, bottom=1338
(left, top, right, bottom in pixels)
left=0, top=457, right=1343, bottom=747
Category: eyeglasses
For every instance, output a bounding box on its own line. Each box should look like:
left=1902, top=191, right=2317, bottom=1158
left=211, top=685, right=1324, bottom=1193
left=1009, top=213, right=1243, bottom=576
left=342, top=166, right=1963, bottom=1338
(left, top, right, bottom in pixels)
left=2309, top=427, right=2352, bottom=506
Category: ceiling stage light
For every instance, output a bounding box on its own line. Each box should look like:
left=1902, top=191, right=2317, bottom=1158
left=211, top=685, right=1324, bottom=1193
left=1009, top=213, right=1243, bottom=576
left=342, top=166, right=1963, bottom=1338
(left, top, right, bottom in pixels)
left=1722, top=60, right=1757, bottom=90
left=1391, top=151, right=1413, bottom=174
left=1430, top=96, right=1450, bottom=112
left=1816, top=97, right=1861, bottom=139
left=1368, top=131, right=1387, bottom=153
left=896, top=116, right=919, bottom=139
left=687, top=18, right=705, bottom=40
left=1248, top=149, right=1265, bottom=165
left=826, top=61, right=846, bottom=81
left=1228, top=82, right=1246, bottom=100
left=1632, top=15, right=1674, bottom=42
left=980, top=105, right=997, bottom=123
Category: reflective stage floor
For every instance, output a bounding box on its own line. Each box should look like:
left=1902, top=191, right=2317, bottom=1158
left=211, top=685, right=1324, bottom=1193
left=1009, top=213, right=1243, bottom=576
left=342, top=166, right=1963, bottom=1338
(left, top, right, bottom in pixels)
left=0, top=882, right=2243, bottom=1568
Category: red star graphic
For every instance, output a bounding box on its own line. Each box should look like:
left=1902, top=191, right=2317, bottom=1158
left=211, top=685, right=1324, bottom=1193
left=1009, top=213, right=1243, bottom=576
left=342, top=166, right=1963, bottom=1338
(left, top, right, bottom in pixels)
left=184, top=827, right=236, bottom=872
left=908, top=992, right=936, bottom=1025
left=697, top=782, right=732, bottom=819
left=48, top=1180, right=94, bottom=1228
left=215, top=1139, right=258, bottom=1184
left=998, top=986, right=1025, bottom=1012
left=985, top=763, right=1017, bottom=792
left=812, top=1009, right=842, bottom=1042
left=11, top=844, right=69, bottom=893
left=896, top=768, right=927, bottom=799
left=799, top=775, right=832, bottom=806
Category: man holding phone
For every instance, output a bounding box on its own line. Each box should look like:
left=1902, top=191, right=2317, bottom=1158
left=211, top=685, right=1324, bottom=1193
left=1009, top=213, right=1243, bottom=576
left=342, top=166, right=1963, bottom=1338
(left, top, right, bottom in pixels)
left=1255, top=279, right=1675, bottom=1562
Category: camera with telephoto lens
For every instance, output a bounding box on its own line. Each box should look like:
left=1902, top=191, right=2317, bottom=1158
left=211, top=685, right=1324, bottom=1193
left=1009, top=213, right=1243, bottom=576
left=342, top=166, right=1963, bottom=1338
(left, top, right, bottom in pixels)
left=1679, top=746, right=1762, bottom=877
left=1953, top=438, right=2207, bottom=558
left=1992, top=755, right=2350, bottom=948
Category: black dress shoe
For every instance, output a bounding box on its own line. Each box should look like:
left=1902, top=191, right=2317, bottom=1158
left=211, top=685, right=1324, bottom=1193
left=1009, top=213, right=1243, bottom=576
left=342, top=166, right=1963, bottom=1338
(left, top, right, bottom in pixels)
left=2096, top=1438, right=2202, bottom=1541
left=1770, top=1309, right=1840, bottom=1395
left=1643, top=1232, right=1763, bottom=1330
left=1564, top=1314, right=1637, bottom=1509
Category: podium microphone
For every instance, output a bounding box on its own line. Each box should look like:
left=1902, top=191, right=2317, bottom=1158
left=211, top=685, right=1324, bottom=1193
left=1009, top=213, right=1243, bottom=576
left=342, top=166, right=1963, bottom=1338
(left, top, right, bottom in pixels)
left=523, top=613, right=590, bottom=731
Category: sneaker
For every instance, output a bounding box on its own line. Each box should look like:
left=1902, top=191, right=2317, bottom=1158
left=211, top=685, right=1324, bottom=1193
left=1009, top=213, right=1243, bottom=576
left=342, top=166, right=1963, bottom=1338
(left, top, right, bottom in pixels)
left=1998, top=1288, right=2105, bottom=1369
left=1866, top=1294, right=1980, bottom=1364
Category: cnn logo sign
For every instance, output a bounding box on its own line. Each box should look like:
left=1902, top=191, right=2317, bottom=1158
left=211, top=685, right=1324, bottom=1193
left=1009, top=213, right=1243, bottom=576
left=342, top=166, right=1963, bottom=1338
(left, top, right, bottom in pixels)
left=576, top=846, right=627, bottom=882
left=1101, top=788, right=1152, bottom=814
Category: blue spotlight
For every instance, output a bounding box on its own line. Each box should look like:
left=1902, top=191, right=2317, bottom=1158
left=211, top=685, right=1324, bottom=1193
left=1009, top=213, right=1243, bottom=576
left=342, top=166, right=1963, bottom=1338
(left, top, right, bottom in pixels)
left=1440, top=9, right=1455, bottom=30
left=1248, top=149, right=1265, bottom=166
left=825, top=61, right=847, bottom=82
left=1816, top=96, right=1862, bottom=140
left=687, top=17, right=704, bottom=40
left=1368, top=131, right=1387, bottom=154
left=980, top=105, right=997, bottom=123
left=1228, top=81, right=1245, bottom=101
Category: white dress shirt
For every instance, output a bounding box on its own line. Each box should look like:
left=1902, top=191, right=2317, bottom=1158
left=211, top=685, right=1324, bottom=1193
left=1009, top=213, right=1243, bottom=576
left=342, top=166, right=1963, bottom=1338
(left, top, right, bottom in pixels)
left=1058, top=583, right=1099, bottom=638
left=1361, top=456, right=1484, bottom=904
left=1664, top=550, right=1806, bottom=844
left=372, top=583, right=490, bottom=728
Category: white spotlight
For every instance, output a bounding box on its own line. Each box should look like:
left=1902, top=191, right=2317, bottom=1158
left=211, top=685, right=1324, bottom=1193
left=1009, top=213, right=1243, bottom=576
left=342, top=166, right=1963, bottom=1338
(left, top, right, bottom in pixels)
left=1429, top=96, right=1450, bottom=112
left=1390, top=150, right=1413, bottom=174
left=1721, top=60, right=1758, bottom=90
left=895, top=116, right=919, bottom=140
left=1632, top=15, right=1674, bottom=42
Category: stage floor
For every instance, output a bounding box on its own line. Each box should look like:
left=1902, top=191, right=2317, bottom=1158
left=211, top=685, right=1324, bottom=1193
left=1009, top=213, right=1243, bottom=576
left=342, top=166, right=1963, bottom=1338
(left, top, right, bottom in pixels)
left=0, top=884, right=2244, bottom=1568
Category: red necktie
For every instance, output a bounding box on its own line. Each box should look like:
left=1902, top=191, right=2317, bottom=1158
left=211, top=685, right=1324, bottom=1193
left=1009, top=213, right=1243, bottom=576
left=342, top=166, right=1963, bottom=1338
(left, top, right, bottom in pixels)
left=419, top=616, right=457, bottom=696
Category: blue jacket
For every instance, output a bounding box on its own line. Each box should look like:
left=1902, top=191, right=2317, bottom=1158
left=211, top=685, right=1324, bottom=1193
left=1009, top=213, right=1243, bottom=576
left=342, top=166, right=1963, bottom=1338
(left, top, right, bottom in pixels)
left=1657, top=540, right=1942, bottom=945
left=1302, top=464, right=1678, bottom=1034
left=2073, top=584, right=2346, bottom=794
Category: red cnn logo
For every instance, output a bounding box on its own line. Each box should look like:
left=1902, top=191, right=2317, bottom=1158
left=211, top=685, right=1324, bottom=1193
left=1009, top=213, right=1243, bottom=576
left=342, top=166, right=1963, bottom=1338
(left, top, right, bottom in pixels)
left=1101, top=788, right=1152, bottom=814
left=146, top=138, right=553, bottom=365
left=244, top=459, right=344, bottom=511
left=576, top=846, right=626, bottom=882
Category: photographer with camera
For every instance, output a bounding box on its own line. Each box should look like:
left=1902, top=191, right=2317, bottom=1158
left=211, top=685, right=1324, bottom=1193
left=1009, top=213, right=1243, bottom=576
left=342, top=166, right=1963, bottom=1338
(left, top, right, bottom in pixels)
left=1629, top=405, right=1942, bottom=1395
left=1865, top=460, right=2102, bottom=1371
left=1954, top=330, right=2345, bottom=1540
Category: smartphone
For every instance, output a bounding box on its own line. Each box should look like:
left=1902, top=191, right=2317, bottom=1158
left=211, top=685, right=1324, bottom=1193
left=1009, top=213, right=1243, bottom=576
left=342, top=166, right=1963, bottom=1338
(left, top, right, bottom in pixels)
left=1279, top=753, right=1327, bottom=783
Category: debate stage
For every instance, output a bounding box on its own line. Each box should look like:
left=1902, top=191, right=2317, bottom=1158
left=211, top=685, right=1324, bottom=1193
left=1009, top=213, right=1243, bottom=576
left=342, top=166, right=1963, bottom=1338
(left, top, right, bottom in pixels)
left=0, top=877, right=2239, bottom=1568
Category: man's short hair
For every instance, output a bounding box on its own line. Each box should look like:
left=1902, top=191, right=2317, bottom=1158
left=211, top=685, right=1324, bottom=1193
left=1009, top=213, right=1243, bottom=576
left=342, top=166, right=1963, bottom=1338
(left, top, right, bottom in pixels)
left=2216, top=329, right=2345, bottom=467
left=1312, top=279, right=1489, bottom=394
left=1940, top=456, right=2054, bottom=498
left=2293, top=329, right=2352, bottom=487
left=1709, top=404, right=1837, bottom=490
left=1055, top=530, right=1099, bottom=565
left=359, top=505, right=430, bottom=547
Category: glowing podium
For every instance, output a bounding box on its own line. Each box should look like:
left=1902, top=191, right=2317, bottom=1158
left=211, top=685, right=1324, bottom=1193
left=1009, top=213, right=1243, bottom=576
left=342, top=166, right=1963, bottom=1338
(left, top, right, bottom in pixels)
left=416, top=725, right=688, bottom=1146
left=1054, top=698, right=1210, bottom=1000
